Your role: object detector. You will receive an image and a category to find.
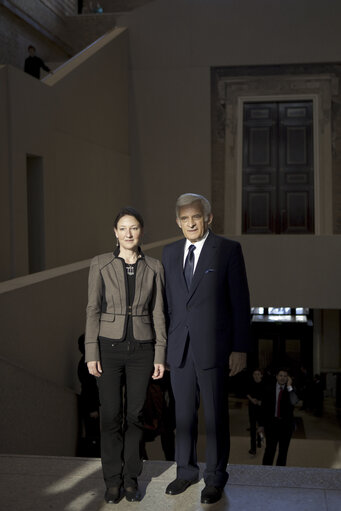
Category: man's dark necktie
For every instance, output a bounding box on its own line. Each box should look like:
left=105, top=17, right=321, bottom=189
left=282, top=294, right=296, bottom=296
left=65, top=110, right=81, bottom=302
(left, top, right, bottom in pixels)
left=184, top=244, right=196, bottom=289
left=276, top=386, right=284, bottom=417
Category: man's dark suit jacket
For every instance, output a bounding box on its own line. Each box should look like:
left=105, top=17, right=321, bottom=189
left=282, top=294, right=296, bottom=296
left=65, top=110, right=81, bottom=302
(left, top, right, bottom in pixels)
left=162, top=231, right=251, bottom=369
left=260, top=385, right=297, bottom=425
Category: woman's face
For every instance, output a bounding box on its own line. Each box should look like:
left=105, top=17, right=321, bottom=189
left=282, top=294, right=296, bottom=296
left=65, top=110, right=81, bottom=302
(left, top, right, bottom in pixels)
left=114, top=215, right=142, bottom=251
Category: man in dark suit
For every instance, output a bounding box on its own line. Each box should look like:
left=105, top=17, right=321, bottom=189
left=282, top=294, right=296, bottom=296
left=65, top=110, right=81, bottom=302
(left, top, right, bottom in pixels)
left=259, top=368, right=299, bottom=466
left=162, top=193, right=251, bottom=504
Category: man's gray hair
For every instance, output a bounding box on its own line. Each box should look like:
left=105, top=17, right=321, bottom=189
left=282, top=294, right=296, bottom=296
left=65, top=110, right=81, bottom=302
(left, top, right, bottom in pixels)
left=175, top=193, right=212, bottom=220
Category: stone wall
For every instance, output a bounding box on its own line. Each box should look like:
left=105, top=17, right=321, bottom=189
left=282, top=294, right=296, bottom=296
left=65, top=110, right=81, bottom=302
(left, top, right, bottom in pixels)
left=81, top=0, right=154, bottom=13
left=65, top=13, right=117, bottom=53
left=0, top=28, right=130, bottom=280
left=0, top=4, right=70, bottom=69
left=0, top=0, right=120, bottom=69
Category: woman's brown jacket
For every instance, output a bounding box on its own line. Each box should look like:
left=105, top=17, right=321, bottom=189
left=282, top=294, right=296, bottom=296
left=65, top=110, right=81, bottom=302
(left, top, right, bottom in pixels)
left=85, top=251, right=166, bottom=365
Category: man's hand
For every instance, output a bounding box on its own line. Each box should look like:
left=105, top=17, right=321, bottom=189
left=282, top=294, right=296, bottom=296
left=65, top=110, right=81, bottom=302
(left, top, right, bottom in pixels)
left=87, top=360, right=102, bottom=378
left=229, top=351, right=247, bottom=377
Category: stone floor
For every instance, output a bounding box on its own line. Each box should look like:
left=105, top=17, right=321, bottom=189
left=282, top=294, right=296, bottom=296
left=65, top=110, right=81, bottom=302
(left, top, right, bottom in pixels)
left=2, top=397, right=340, bottom=510
left=1, top=455, right=341, bottom=511
left=146, top=396, right=341, bottom=469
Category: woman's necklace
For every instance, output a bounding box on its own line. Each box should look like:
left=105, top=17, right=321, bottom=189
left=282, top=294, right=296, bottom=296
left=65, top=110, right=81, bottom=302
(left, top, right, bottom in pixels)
left=126, top=263, right=135, bottom=276
left=124, top=252, right=138, bottom=276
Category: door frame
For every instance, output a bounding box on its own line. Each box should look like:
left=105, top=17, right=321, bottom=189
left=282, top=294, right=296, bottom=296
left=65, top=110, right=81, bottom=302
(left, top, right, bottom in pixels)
left=218, top=74, right=335, bottom=235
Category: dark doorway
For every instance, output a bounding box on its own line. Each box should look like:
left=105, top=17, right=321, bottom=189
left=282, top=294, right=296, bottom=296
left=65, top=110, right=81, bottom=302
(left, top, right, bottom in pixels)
left=249, top=308, right=314, bottom=376
left=27, top=155, right=45, bottom=273
left=242, top=101, right=314, bottom=234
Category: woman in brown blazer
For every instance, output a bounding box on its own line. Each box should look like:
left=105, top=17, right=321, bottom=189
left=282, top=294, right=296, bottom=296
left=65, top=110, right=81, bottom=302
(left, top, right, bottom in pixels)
left=85, top=207, right=166, bottom=503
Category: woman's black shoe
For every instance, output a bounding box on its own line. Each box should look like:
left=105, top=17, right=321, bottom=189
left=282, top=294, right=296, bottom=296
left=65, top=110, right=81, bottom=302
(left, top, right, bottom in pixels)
left=104, top=486, right=122, bottom=504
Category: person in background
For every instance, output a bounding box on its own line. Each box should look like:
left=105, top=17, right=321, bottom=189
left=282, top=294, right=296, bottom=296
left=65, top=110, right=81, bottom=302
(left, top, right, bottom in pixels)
left=85, top=207, right=166, bottom=503
left=77, top=334, right=100, bottom=457
left=246, top=368, right=264, bottom=456
left=24, top=45, right=51, bottom=79
left=311, top=373, right=324, bottom=416
left=142, top=368, right=175, bottom=462
left=259, top=368, right=299, bottom=466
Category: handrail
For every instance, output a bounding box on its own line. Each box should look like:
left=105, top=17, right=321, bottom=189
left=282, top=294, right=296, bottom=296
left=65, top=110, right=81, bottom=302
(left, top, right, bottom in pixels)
left=42, top=27, right=127, bottom=86
left=0, top=235, right=182, bottom=293
left=0, top=355, right=78, bottom=395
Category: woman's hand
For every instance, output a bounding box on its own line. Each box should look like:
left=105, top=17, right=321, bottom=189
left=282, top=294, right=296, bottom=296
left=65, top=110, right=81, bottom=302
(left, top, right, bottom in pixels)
left=87, top=360, right=103, bottom=378
left=152, top=364, right=165, bottom=380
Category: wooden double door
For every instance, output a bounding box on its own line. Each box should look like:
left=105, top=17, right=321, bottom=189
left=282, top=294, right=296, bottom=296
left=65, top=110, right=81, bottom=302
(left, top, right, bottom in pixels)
left=242, top=101, right=314, bottom=234
left=250, top=319, right=314, bottom=374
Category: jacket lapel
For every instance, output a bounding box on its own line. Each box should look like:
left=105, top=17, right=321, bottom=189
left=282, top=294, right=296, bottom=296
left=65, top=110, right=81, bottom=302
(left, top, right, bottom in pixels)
left=178, top=240, right=189, bottom=292
left=187, top=231, right=217, bottom=300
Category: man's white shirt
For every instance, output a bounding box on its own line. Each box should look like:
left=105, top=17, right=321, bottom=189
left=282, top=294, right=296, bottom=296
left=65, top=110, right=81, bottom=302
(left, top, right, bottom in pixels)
left=183, top=230, right=210, bottom=273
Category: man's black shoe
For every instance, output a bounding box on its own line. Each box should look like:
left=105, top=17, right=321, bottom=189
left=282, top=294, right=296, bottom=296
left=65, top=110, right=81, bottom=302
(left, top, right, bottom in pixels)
left=125, top=485, right=142, bottom=502
left=104, top=486, right=122, bottom=504
left=200, top=485, right=224, bottom=504
left=165, top=478, right=198, bottom=495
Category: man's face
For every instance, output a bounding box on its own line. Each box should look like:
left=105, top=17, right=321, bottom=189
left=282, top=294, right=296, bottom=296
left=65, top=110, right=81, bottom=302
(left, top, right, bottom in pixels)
left=276, top=371, right=288, bottom=386
left=28, top=47, right=35, bottom=57
left=177, top=201, right=212, bottom=243
left=253, top=370, right=262, bottom=383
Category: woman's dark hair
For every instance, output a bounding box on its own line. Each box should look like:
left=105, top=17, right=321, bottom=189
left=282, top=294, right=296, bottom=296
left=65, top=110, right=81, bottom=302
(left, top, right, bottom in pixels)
left=113, top=207, right=144, bottom=229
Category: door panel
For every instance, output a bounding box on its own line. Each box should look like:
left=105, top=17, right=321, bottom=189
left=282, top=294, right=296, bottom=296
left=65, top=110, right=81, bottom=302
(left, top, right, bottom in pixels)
left=243, top=101, right=314, bottom=234
left=243, top=103, right=277, bottom=233
left=279, top=102, right=314, bottom=233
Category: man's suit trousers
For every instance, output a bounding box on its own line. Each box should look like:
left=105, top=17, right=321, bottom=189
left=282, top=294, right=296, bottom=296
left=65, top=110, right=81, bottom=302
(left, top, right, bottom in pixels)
left=170, top=341, right=230, bottom=487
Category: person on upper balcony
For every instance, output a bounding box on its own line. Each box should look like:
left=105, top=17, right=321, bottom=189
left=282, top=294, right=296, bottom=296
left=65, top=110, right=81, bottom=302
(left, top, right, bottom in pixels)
left=24, top=45, right=51, bottom=79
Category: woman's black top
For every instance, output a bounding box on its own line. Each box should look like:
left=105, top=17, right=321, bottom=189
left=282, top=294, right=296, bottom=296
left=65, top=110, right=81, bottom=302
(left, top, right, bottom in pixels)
left=99, top=258, right=154, bottom=345
left=125, top=262, right=137, bottom=342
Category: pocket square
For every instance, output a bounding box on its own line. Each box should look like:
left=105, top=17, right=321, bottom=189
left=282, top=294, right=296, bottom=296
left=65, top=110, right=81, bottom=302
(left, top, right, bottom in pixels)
left=205, top=268, right=215, bottom=274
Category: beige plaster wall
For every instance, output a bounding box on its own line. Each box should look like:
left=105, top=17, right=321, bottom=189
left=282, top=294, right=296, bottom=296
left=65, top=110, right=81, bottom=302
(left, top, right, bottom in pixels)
left=0, top=264, right=89, bottom=391
left=0, top=28, right=131, bottom=280
left=117, top=0, right=341, bottom=239
left=128, top=66, right=211, bottom=241
left=233, top=235, right=341, bottom=309
left=0, top=2, right=72, bottom=69
left=0, top=262, right=88, bottom=455
left=0, top=359, right=78, bottom=456
left=0, top=67, right=11, bottom=278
